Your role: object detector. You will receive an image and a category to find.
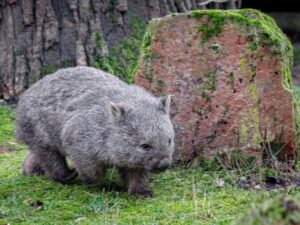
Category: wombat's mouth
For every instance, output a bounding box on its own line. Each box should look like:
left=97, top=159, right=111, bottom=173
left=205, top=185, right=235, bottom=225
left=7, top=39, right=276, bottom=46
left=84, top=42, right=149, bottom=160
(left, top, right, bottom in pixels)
left=150, top=166, right=169, bottom=173
left=150, top=158, right=171, bottom=173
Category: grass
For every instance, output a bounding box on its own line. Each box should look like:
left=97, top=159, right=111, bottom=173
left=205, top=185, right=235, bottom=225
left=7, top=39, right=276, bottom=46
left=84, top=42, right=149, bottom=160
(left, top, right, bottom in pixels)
left=1, top=151, right=299, bottom=225
left=1, top=106, right=300, bottom=224
left=0, top=106, right=26, bottom=151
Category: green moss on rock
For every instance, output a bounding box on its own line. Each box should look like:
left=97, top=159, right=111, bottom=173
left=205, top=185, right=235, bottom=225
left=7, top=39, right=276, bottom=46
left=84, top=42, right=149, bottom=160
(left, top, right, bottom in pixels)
left=189, top=9, right=292, bottom=56
left=137, top=9, right=292, bottom=92
left=248, top=42, right=258, bottom=51
left=198, top=71, right=217, bottom=102
left=240, top=58, right=247, bottom=77
left=239, top=84, right=261, bottom=147
left=156, top=79, right=165, bottom=92
left=239, top=59, right=256, bottom=83
left=282, top=62, right=293, bottom=91
left=188, top=9, right=294, bottom=93
left=250, top=64, right=256, bottom=82
left=192, top=11, right=226, bottom=44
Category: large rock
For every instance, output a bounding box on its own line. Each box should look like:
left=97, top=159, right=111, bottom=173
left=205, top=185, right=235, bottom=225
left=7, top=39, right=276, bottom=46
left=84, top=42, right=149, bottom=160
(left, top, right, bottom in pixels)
left=135, top=9, right=296, bottom=165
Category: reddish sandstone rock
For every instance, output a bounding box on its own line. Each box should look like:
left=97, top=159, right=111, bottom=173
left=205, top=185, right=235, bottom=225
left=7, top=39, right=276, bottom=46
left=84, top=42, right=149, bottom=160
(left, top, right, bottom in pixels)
left=135, top=9, right=296, bottom=165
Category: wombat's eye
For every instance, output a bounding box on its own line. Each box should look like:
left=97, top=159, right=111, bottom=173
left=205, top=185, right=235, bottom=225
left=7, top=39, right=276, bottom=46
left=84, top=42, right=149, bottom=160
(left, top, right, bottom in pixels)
left=141, top=143, right=151, bottom=151
left=168, top=138, right=172, bottom=145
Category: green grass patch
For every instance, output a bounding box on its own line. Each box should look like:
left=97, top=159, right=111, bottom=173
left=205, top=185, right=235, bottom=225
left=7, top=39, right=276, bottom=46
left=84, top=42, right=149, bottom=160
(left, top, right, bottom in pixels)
left=0, top=106, right=25, bottom=151
left=1, top=149, right=300, bottom=224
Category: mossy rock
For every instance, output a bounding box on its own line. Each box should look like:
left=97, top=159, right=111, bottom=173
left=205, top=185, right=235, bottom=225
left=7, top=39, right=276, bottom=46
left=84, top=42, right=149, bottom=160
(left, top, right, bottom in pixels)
left=189, top=9, right=293, bottom=57
left=135, top=9, right=296, bottom=164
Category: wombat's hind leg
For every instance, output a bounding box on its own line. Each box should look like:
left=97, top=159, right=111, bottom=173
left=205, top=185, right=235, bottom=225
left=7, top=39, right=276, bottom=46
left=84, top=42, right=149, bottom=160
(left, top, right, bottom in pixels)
left=71, top=158, right=105, bottom=184
left=22, top=151, right=44, bottom=176
left=36, top=150, right=78, bottom=184
left=119, top=168, right=153, bottom=197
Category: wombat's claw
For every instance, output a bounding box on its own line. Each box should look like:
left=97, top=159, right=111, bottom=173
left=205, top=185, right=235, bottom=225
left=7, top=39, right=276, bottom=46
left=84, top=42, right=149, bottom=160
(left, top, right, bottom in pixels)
left=140, top=190, right=154, bottom=198
left=67, top=168, right=78, bottom=180
left=130, top=189, right=154, bottom=198
left=56, top=169, right=78, bottom=184
left=23, top=166, right=45, bottom=176
left=31, top=167, right=45, bottom=176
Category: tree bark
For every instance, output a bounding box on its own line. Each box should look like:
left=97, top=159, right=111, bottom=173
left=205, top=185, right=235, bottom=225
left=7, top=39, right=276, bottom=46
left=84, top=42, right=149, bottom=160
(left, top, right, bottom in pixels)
left=0, top=0, right=239, bottom=101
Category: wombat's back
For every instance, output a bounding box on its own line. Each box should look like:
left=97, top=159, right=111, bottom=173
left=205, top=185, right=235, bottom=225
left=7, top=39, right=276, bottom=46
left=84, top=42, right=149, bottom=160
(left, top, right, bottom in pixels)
left=15, top=66, right=150, bottom=147
left=18, top=66, right=125, bottom=110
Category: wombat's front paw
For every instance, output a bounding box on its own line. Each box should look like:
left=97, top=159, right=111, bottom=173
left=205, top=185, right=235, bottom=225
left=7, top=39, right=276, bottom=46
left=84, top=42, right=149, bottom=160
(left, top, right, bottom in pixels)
left=65, top=168, right=78, bottom=182
left=22, top=152, right=44, bottom=176
left=129, top=189, right=154, bottom=198
left=23, top=165, right=44, bottom=176
left=140, top=190, right=154, bottom=198
left=56, top=169, right=78, bottom=184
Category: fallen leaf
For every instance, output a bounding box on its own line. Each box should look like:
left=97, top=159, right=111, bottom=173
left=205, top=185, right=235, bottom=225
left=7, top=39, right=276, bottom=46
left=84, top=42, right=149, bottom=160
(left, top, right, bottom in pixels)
left=75, top=217, right=87, bottom=223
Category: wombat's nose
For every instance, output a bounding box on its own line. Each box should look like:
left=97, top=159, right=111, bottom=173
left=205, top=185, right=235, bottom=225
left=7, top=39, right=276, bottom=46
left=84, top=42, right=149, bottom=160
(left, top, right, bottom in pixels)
left=156, top=158, right=171, bottom=171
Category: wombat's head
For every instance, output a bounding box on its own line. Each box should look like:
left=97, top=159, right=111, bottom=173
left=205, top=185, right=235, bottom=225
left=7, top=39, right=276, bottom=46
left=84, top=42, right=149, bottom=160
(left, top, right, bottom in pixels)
left=107, top=95, right=174, bottom=172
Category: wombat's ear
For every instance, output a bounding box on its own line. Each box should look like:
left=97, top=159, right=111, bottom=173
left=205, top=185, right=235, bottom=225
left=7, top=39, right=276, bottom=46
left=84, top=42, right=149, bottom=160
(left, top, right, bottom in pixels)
left=109, top=102, right=126, bottom=122
left=159, top=95, right=171, bottom=114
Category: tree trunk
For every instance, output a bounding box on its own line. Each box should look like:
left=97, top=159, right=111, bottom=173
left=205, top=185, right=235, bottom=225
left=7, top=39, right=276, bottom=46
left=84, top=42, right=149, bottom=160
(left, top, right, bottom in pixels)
left=0, top=0, right=238, bottom=101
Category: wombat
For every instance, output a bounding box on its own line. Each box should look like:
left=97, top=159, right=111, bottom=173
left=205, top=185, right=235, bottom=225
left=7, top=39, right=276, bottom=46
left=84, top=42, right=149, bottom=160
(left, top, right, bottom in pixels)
left=15, top=66, right=174, bottom=197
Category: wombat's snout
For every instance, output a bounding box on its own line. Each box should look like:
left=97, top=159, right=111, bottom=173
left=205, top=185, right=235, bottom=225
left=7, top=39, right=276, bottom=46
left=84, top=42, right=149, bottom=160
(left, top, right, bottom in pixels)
left=152, top=158, right=171, bottom=173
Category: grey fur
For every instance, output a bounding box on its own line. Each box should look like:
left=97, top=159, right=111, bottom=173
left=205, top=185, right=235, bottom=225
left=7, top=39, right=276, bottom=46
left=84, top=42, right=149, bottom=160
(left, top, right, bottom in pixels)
left=15, top=66, right=174, bottom=197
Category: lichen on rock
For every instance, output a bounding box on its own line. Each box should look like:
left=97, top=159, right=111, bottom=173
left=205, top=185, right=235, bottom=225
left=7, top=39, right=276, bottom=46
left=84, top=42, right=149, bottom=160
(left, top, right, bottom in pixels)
left=189, top=9, right=293, bottom=55
left=189, top=9, right=293, bottom=92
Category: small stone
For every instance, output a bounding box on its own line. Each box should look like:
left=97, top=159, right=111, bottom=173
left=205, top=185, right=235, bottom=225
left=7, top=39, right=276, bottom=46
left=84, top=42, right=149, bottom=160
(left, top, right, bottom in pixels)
left=215, top=179, right=225, bottom=187
left=254, top=184, right=261, bottom=189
